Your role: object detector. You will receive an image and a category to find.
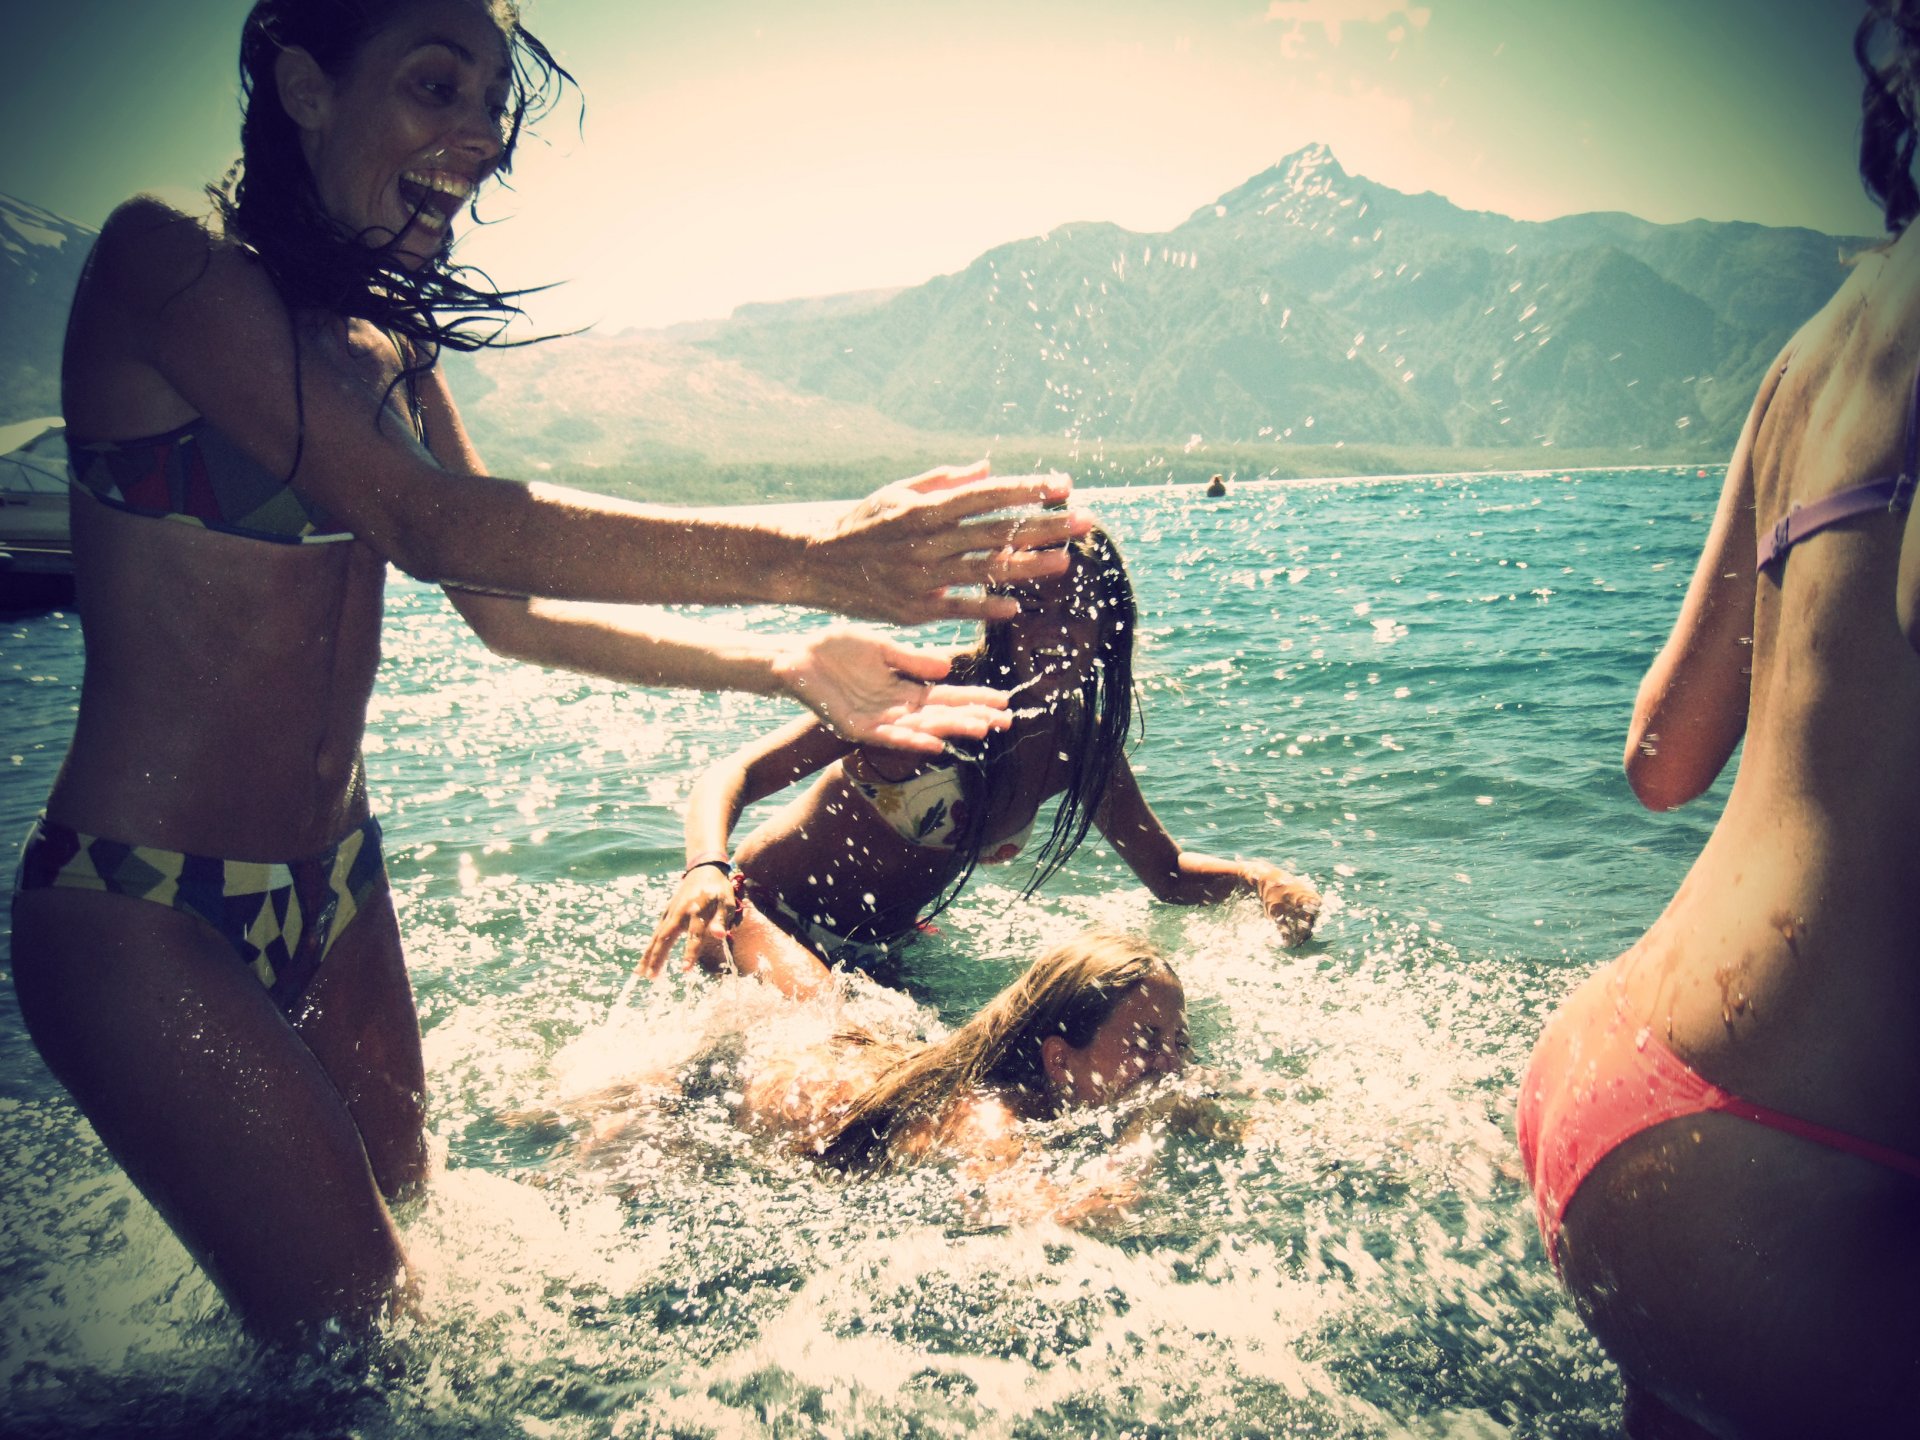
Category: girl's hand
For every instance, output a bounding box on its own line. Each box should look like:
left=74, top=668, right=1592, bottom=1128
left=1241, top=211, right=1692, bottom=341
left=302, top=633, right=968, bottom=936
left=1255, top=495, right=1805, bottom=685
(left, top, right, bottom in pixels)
left=801, top=464, right=1091, bottom=624
left=641, top=864, right=738, bottom=978
left=775, top=627, right=1011, bottom=753
left=1246, top=862, right=1321, bottom=947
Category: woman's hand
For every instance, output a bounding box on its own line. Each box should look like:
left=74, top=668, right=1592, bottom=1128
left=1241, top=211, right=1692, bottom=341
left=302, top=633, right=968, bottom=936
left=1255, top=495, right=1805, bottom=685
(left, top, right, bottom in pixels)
left=798, top=464, right=1091, bottom=624
left=774, top=627, right=1012, bottom=753
left=641, top=864, right=738, bottom=979
left=1244, top=862, right=1320, bottom=947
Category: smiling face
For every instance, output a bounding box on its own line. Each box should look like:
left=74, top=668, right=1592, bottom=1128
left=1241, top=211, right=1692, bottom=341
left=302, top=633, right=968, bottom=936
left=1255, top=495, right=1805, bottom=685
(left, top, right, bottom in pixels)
left=1043, top=970, right=1190, bottom=1109
left=278, top=0, right=513, bottom=268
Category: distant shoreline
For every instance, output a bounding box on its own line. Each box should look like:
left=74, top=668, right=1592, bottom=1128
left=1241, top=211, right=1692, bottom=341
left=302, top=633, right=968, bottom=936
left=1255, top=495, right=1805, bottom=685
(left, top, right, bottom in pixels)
left=544, top=444, right=1720, bottom=508
left=671, top=461, right=1712, bottom=521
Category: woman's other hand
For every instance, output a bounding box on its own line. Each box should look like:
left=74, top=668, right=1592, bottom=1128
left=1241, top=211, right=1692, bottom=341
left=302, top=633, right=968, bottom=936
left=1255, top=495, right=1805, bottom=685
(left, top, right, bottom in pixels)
left=641, top=864, right=737, bottom=979
left=774, top=627, right=1012, bottom=752
left=800, top=463, right=1091, bottom=624
left=1246, top=862, right=1320, bottom=946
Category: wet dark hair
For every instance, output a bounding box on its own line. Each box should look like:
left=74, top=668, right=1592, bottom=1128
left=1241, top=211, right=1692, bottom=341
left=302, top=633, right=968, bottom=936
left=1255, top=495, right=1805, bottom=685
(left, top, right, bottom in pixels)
left=917, top=525, right=1140, bottom=929
left=211, top=0, right=575, bottom=355
left=1858, top=1, right=1920, bottom=233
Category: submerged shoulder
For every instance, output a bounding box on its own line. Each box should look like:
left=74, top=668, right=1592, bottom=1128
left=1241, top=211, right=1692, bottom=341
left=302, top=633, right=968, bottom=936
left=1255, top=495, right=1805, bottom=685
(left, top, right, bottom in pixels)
left=906, top=1092, right=1024, bottom=1162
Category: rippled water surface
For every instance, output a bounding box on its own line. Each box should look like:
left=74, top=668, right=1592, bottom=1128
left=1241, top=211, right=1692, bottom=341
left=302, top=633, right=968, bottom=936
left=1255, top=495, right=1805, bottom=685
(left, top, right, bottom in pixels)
left=0, top=469, right=1729, bottom=1437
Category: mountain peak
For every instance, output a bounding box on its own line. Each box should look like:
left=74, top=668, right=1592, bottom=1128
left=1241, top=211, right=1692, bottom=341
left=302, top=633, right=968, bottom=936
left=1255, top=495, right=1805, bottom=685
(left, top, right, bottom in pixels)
left=0, top=192, right=90, bottom=259
left=1191, top=143, right=1361, bottom=229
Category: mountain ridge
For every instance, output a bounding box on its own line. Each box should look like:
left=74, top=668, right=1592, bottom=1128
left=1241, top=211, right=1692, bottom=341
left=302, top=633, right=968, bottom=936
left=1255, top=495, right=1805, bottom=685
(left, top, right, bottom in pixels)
left=0, top=149, right=1869, bottom=496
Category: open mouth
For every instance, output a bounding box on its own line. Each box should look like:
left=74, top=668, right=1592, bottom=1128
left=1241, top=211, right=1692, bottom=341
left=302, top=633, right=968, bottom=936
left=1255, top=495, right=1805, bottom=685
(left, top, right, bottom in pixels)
left=396, top=169, right=475, bottom=235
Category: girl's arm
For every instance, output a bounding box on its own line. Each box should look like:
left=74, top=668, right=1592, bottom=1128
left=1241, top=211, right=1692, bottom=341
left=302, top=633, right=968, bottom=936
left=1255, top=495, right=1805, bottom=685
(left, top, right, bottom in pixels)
left=1621, top=350, right=1783, bottom=810
left=640, top=718, right=858, bottom=977
left=413, top=367, right=1009, bottom=749
left=107, top=200, right=1082, bottom=622
left=1093, top=757, right=1320, bottom=945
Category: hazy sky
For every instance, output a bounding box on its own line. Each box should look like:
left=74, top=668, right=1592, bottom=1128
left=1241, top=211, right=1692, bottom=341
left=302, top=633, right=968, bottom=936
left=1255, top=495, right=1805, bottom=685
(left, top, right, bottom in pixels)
left=5, top=0, right=1883, bottom=333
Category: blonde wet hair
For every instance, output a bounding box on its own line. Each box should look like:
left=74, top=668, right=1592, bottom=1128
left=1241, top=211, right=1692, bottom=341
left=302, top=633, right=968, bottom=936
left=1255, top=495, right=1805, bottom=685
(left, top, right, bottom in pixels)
left=813, top=929, right=1173, bottom=1172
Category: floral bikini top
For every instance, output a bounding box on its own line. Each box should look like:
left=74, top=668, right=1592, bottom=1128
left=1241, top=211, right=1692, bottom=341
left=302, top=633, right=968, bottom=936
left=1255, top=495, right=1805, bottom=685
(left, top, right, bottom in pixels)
left=843, top=752, right=1036, bottom=863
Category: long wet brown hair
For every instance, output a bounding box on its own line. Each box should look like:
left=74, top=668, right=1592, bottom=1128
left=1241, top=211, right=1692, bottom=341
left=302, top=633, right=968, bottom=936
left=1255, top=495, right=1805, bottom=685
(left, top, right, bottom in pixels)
left=812, top=930, right=1172, bottom=1172
left=1859, top=0, right=1920, bottom=233
left=215, top=0, right=574, bottom=350
left=905, top=526, right=1139, bottom=934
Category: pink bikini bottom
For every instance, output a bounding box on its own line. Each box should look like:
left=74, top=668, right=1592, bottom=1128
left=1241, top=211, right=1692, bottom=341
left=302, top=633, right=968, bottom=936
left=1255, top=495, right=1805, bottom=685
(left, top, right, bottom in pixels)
left=1517, top=992, right=1920, bottom=1267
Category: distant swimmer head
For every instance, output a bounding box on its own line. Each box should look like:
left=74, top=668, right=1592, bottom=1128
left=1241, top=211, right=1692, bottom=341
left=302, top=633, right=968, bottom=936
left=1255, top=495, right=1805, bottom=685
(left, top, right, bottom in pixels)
left=216, top=0, right=574, bottom=350
left=1858, top=0, right=1920, bottom=232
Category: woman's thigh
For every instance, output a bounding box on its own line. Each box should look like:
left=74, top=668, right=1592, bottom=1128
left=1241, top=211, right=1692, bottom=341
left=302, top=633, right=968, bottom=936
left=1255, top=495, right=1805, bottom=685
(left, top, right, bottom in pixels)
left=1558, top=1112, right=1920, bottom=1437
left=291, top=882, right=428, bottom=1202
left=9, top=887, right=409, bottom=1344
left=729, top=901, right=833, bottom=1000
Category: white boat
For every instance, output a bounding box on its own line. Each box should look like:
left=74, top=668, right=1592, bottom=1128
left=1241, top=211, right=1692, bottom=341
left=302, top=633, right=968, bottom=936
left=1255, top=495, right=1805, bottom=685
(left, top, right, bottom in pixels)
left=0, top=417, right=73, bottom=609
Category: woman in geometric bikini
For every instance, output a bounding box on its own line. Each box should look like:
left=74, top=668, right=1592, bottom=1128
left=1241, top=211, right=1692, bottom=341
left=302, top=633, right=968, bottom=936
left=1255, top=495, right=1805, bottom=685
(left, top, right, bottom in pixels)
left=1518, top=5, right=1920, bottom=1431
left=7, top=0, right=1079, bottom=1345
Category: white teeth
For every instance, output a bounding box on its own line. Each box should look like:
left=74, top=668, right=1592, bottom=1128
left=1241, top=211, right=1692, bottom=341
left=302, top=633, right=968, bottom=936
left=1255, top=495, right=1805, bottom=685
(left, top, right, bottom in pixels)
left=401, top=170, right=474, bottom=200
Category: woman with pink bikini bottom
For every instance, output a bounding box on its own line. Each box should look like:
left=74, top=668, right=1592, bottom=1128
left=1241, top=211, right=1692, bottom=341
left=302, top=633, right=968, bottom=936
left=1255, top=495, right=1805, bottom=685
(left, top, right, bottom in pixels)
left=1517, top=5, right=1920, bottom=1433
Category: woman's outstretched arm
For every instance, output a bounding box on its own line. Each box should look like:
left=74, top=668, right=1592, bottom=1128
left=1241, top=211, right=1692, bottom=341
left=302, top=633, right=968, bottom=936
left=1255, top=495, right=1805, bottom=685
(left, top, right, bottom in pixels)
left=1622, top=351, right=1784, bottom=810
left=109, top=199, right=1084, bottom=622
left=416, top=361, right=1011, bottom=747
left=1901, top=439, right=1920, bottom=652
left=1093, top=758, right=1320, bottom=945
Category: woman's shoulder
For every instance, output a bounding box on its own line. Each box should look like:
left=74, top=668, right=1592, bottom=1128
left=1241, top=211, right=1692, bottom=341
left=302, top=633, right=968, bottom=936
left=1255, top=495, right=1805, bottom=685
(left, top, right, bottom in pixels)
left=895, top=1090, right=1024, bottom=1163
left=88, top=196, right=271, bottom=318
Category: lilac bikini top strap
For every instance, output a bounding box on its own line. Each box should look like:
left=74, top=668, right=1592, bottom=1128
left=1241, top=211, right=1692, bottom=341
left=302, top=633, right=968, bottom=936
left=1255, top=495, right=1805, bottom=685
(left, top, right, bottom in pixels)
left=1755, top=363, right=1920, bottom=573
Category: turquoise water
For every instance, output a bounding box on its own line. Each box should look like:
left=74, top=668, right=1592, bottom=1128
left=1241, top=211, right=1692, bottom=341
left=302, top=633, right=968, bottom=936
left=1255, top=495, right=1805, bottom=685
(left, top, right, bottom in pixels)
left=0, top=467, right=1728, bottom=1438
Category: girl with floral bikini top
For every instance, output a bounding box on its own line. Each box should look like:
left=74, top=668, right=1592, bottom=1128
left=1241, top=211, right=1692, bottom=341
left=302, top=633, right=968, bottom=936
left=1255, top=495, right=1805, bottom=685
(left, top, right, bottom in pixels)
left=642, top=525, right=1324, bottom=1000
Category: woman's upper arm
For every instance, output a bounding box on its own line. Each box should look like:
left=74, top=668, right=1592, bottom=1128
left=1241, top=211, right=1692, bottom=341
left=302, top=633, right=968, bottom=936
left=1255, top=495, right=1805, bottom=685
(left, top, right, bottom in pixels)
left=1092, top=757, right=1183, bottom=894
left=413, top=360, right=487, bottom=476
left=107, top=204, right=448, bottom=521
left=1622, top=357, right=1778, bottom=811
left=1901, top=455, right=1920, bottom=651
left=728, top=717, right=855, bottom=807
left=100, top=202, right=545, bottom=578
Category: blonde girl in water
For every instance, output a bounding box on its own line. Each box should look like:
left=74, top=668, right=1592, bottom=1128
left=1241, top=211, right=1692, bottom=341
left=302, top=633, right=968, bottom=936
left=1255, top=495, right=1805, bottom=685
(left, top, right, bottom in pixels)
left=572, top=929, right=1211, bottom=1226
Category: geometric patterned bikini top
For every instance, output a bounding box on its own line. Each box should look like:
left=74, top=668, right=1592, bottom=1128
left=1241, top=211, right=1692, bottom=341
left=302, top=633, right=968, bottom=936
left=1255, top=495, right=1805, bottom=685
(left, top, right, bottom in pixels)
left=67, top=414, right=355, bottom=545
left=1755, top=364, right=1920, bottom=574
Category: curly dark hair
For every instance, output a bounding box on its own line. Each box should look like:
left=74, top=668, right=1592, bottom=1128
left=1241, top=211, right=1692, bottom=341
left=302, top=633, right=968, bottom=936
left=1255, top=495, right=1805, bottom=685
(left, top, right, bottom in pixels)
left=211, top=0, right=575, bottom=355
left=1858, top=0, right=1920, bottom=233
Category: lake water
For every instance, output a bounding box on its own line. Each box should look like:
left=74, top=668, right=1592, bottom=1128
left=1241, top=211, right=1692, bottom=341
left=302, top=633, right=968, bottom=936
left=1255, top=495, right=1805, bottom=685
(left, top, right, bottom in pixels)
left=0, top=466, right=1729, bottom=1438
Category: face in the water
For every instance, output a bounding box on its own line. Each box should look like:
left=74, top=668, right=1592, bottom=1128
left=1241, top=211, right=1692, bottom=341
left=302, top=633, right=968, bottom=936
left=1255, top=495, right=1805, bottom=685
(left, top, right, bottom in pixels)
left=287, top=0, right=514, bottom=268
left=1049, top=970, right=1189, bottom=1108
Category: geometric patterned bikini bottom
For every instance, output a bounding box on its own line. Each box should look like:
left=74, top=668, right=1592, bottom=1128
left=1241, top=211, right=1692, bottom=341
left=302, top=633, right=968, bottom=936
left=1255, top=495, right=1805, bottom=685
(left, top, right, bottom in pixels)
left=12, top=813, right=385, bottom=1016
